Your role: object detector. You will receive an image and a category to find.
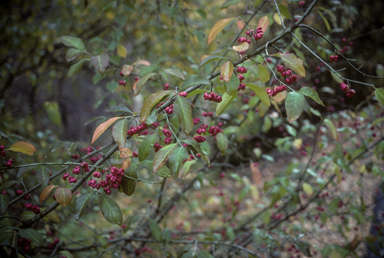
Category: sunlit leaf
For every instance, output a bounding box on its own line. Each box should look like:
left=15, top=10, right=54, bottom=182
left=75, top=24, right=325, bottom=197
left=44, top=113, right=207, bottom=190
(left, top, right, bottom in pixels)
left=55, top=187, right=73, bottom=207
left=299, top=87, right=324, bottom=106
left=270, top=53, right=306, bottom=77
left=208, top=18, right=237, bottom=45
left=133, top=60, right=151, bottom=66
left=91, top=117, right=122, bottom=145
left=220, top=61, right=233, bottom=82
left=140, top=91, right=171, bottom=123
left=216, top=133, right=228, bottom=155
left=8, top=141, right=36, bottom=156
left=216, top=92, right=237, bottom=116
left=257, top=65, right=270, bottom=82
left=303, top=183, right=313, bottom=196
left=246, top=83, right=270, bottom=106
left=180, top=160, right=196, bottom=178
left=224, top=74, right=239, bottom=96
left=278, top=4, right=290, bottom=18
left=232, top=42, right=249, bottom=52
left=121, top=64, right=133, bottom=76
left=375, top=88, right=384, bottom=107
left=117, top=44, right=127, bottom=58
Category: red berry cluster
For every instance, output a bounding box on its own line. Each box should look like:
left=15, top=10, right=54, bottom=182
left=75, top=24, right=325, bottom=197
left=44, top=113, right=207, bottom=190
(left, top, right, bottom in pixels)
left=237, top=37, right=251, bottom=44
left=162, top=128, right=173, bottom=144
left=245, top=27, right=264, bottom=41
left=277, top=65, right=298, bottom=85
left=17, top=238, right=32, bottom=253
left=88, top=167, right=124, bottom=195
left=24, top=203, right=41, bottom=214
left=298, top=1, right=305, bottom=6
left=153, top=142, right=163, bottom=152
left=202, top=111, right=213, bottom=117
left=340, top=83, right=355, bottom=98
left=71, top=154, right=79, bottom=160
left=134, top=246, right=153, bottom=255
left=193, top=117, right=200, bottom=124
left=204, top=92, right=222, bottom=103
left=266, top=85, right=287, bottom=97
left=118, top=80, right=126, bottom=86
left=6, top=159, right=13, bottom=168
left=164, top=104, right=174, bottom=114
left=208, top=126, right=223, bottom=136
left=134, top=77, right=139, bottom=81
left=329, top=55, right=338, bottom=63
left=194, top=135, right=206, bottom=143
left=0, top=145, right=5, bottom=157
left=47, top=238, right=60, bottom=249
left=164, top=83, right=170, bottom=90
left=179, top=91, right=188, bottom=97
left=90, top=155, right=102, bottom=164
left=127, top=123, right=149, bottom=136
left=238, top=83, right=246, bottom=91
left=196, top=124, right=208, bottom=135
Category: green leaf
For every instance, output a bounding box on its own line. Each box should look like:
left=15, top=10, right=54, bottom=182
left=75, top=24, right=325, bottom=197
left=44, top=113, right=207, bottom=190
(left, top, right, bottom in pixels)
left=180, top=160, right=196, bottom=178
left=60, top=36, right=85, bottom=50
left=138, top=133, right=157, bottom=162
left=44, top=101, right=62, bottom=125
left=59, top=251, right=74, bottom=258
left=328, top=198, right=340, bottom=213
left=174, top=96, right=194, bottom=134
left=100, top=195, right=123, bottom=225
left=221, top=0, right=241, bottom=9
left=74, top=192, right=95, bottom=220
left=0, top=180, right=18, bottom=192
left=224, top=74, right=239, bottom=96
left=270, top=53, right=306, bottom=77
left=153, top=143, right=177, bottom=173
left=324, top=118, right=338, bottom=140
left=164, top=68, right=185, bottom=80
left=317, top=11, right=331, bottom=31
left=112, top=119, right=128, bottom=148
left=135, top=73, right=156, bottom=96
left=278, top=4, right=290, bottom=18
left=55, top=187, right=73, bottom=207
left=216, top=92, right=237, bottom=116
left=121, top=170, right=138, bottom=196
left=330, top=72, right=343, bottom=84
left=67, top=59, right=86, bottom=78
left=299, top=87, right=324, bottom=106
left=0, top=194, right=9, bottom=213
left=257, top=65, right=271, bottom=82
left=375, top=88, right=384, bottom=107
left=140, top=91, right=171, bottom=123
left=0, top=227, right=14, bottom=246
left=91, top=53, right=109, bottom=75
left=285, top=92, right=305, bottom=123
left=246, top=83, right=270, bottom=106
left=180, top=75, right=211, bottom=89
left=182, top=140, right=210, bottom=166
left=66, top=48, right=82, bottom=62
left=157, top=165, right=172, bottom=178
left=19, top=228, right=44, bottom=247
left=216, top=133, right=228, bottom=155
left=302, top=183, right=313, bottom=196
left=169, top=147, right=189, bottom=179
left=199, top=55, right=224, bottom=68
left=222, top=126, right=240, bottom=134
left=105, top=105, right=132, bottom=113
left=187, top=89, right=208, bottom=98
left=36, top=167, right=50, bottom=186
left=149, top=219, right=162, bottom=241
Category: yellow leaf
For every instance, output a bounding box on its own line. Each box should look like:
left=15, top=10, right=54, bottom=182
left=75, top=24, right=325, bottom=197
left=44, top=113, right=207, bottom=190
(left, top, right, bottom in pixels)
left=232, top=42, right=249, bottom=52
left=220, top=61, right=233, bottom=82
left=270, top=53, right=306, bottom=77
left=208, top=18, right=237, bottom=45
left=8, top=141, right=36, bottom=156
left=303, top=183, right=313, bottom=196
left=273, top=13, right=283, bottom=25
left=117, top=44, right=127, bottom=58
left=133, top=60, right=150, bottom=66
left=293, top=138, right=302, bottom=149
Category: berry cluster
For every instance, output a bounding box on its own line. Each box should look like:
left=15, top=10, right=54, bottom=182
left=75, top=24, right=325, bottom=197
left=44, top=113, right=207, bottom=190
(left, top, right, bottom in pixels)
left=266, top=85, right=287, bottom=97
left=238, top=83, right=246, bottom=91
left=164, top=104, right=174, bottom=114
left=118, top=80, right=126, bottom=86
left=193, top=135, right=206, bottom=143
left=277, top=65, right=298, bottom=85
left=0, top=145, right=5, bottom=157
left=16, top=189, right=31, bottom=200
left=71, top=154, right=79, bottom=160
left=164, top=83, right=170, bottom=90
left=127, top=123, right=149, bottom=136
left=162, top=128, right=173, bottom=144
left=208, top=126, right=223, bottom=137
left=179, top=91, right=188, bottom=97
left=298, top=1, right=305, bottom=6
left=202, top=111, right=213, bottom=117
left=6, top=159, right=13, bottom=168
left=329, top=55, right=338, bottom=63
left=237, top=37, right=251, bottom=44
left=245, top=27, right=264, bottom=41
left=24, top=203, right=41, bottom=214
left=340, top=83, right=355, bottom=98
left=196, top=124, right=208, bottom=135
left=47, top=238, right=60, bottom=249
left=193, top=117, right=200, bottom=124
left=88, top=167, right=124, bottom=195
left=17, top=238, right=32, bottom=253
left=153, top=142, right=163, bottom=152
left=204, top=92, right=222, bottom=103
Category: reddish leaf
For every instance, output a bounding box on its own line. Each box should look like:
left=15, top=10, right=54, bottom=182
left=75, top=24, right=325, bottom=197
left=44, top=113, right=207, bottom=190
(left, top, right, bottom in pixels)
left=121, top=64, right=133, bottom=76
left=55, top=187, right=73, bottom=207
left=257, top=16, right=270, bottom=33
left=91, top=117, right=122, bottom=145
left=133, top=60, right=150, bottom=66
left=140, top=91, right=171, bottom=123
left=40, top=185, right=57, bottom=204
left=8, top=141, right=36, bottom=156
left=250, top=163, right=261, bottom=185
left=120, top=147, right=133, bottom=158
left=121, top=158, right=131, bottom=170
left=237, top=20, right=245, bottom=29
left=208, top=18, right=237, bottom=45
left=220, top=61, right=233, bottom=82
